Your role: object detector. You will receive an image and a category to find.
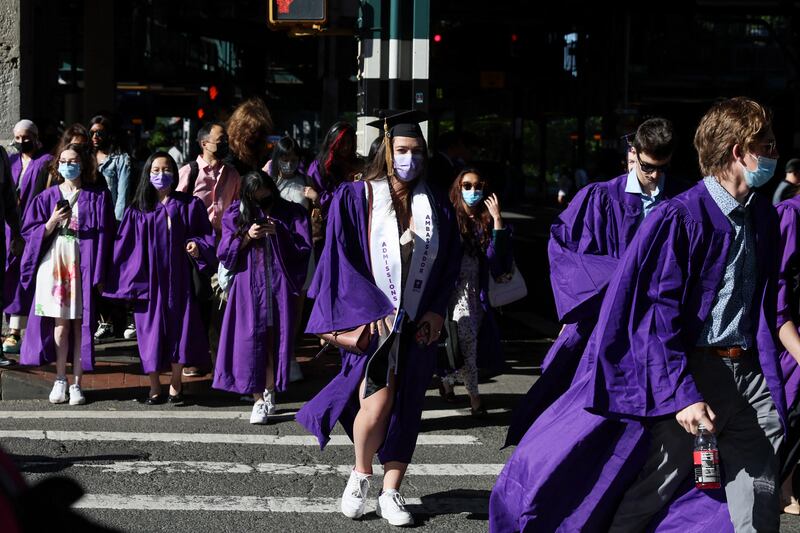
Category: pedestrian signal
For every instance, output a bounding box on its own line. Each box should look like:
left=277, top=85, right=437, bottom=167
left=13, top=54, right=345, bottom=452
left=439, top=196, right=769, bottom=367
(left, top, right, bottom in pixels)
left=269, top=0, right=326, bottom=25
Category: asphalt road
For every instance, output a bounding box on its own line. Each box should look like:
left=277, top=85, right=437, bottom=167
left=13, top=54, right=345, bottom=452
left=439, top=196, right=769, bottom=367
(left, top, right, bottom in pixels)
left=0, top=335, right=547, bottom=533
left=2, top=314, right=800, bottom=531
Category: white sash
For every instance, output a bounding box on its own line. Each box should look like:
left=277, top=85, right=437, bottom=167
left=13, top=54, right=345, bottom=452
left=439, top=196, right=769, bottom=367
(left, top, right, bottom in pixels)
left=367, top=178, right=439, bottom=322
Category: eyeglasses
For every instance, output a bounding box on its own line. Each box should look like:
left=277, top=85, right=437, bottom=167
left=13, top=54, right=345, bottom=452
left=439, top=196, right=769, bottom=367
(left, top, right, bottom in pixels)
left=637, top=153, right=670, bottom=174
left=461, top=182, right=484, bottom=191
left=90, top=130, right=106, bottom=137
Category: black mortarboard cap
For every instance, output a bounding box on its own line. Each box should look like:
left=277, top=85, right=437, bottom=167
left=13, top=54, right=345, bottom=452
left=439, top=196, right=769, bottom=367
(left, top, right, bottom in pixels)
left=367, top=110, right=428, bottom=177
left=367, top=110, right=428, bottom=139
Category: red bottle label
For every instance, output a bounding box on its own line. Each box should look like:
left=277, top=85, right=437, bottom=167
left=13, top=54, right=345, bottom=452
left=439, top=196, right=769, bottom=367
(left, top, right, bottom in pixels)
left=693, top=450, right=721, bottom=489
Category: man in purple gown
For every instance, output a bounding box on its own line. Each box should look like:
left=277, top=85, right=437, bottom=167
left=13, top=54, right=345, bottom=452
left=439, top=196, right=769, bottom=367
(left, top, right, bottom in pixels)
left=506, top=117, right=676, bottom=446
left=491, top=97, right=787, bottom=532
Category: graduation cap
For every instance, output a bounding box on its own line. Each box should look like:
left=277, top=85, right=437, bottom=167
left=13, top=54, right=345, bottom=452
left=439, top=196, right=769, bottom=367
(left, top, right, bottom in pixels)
left=367, top=110, right=428, bottom=177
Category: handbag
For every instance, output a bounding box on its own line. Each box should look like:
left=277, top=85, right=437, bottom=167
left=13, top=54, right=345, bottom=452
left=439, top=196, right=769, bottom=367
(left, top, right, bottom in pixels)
left=488, top=263, right=528, bottom=307
left=315, top=180, right=376, bottom=354
left=318, top=326, right=372, bottom=355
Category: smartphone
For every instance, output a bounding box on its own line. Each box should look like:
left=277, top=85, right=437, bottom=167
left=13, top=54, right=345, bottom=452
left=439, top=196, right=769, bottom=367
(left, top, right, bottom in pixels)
left=254, top=216, right=268, bottom=226
left=56, top=199, right=70, bottom=211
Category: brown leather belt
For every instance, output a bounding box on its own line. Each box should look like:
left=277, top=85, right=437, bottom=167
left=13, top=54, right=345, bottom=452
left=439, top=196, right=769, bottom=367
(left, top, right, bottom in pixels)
left=700, top=346, right=752, bottom=358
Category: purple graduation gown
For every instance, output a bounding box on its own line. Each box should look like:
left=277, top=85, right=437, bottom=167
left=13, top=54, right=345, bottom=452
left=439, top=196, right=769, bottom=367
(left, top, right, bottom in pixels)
left=490, top=181, right=787, bottom=533
left=295, top=180, right=461, bottom=464
left=212, top=199, right=312, bottom=394
left=18, top=185, right=114, bottom=371
left=506, top=173, right=651, bottom=446
left=103, top=192, right=216, bottom=374
left=4, top=150, right=52, bottom=311
left=777, top=196, right=800, bottom=408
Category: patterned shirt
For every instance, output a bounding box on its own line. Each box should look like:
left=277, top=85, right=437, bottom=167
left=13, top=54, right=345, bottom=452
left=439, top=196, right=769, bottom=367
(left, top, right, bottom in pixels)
left=697, top=176, right=757, bottom=349
left=625, top=170, right=665, bottom=219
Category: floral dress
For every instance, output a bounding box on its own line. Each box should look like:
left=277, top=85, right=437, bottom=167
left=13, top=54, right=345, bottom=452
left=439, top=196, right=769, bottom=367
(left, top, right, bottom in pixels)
left=34, top=189, right=82, bottom=319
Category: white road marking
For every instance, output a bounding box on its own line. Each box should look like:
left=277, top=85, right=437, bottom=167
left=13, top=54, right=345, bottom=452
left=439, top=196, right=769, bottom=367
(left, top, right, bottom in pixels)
left=75, top=494, right=489, bottom=514
left=39, top=461, right=502, bottom=477
left=0, top=408, right=507, bottom=420
left=0, top=430, right=479, bottom=446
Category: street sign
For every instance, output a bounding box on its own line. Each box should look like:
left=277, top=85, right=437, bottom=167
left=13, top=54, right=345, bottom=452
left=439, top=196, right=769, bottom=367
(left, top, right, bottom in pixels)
left=269, top=0, right=327, bottom=25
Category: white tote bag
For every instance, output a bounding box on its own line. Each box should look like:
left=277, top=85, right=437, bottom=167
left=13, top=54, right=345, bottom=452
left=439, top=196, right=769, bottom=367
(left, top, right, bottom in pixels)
left=488, top=263, right=528, bottom=307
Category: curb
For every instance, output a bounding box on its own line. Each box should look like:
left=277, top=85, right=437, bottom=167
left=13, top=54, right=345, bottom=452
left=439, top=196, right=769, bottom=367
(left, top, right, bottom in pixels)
left=0, top=367, right=52, bottom=400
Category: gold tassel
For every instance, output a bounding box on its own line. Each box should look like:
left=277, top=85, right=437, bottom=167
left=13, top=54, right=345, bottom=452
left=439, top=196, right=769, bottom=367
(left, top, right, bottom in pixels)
left=383, top=118, right=394, bottom=177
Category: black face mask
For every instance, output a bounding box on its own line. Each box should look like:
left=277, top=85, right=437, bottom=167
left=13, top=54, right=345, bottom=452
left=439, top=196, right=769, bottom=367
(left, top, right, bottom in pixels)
left=12, top=140, right=34, bottom=154
left=213, top=141, right=229, bottom=160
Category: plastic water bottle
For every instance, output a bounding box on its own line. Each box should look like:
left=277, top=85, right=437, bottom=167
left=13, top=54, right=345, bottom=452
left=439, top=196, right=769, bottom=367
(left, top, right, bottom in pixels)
left=694, top=423, right=721, bottom=489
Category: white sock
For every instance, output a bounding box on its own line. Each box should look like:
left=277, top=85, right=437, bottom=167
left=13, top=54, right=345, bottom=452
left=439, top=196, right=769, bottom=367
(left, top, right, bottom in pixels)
left=353, top=469, right=372, bottom=480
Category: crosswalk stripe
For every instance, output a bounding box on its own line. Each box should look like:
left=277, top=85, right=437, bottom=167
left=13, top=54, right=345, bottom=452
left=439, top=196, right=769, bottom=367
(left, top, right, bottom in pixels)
left=0, top=408, right=507, bottom=420
left=26, top=461, right=502, bottom=476
left=75, top=494, right=489, bottom=514
left=0, top=430, right=479, bottom=446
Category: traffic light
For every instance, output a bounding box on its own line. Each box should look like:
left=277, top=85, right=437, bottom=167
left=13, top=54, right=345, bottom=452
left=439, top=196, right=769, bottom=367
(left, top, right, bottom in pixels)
left=269, top=0, right=326, bottom=26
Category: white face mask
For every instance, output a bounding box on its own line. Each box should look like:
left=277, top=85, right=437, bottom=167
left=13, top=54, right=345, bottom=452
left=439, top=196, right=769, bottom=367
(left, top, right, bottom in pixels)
left=393, top=153, right=423, bottom=182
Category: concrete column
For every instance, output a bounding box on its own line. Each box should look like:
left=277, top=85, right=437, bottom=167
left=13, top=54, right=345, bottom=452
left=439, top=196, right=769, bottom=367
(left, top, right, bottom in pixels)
left=0, top=0, right=28, bottom=144
left=83, top=0, right=115, bottom=120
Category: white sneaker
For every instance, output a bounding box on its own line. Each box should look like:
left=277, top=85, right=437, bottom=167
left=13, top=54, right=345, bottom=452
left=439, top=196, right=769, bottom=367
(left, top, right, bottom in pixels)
left=263, top=389, right=276, bottom=415
left=123, top=323, right=137, bottom=340
left=289, top=358, right=303, bottom=383
left=341, top=470, right=371, bottom=519
left=68, top=384, right=86, bottom=405
left=377, top=489, right=413, bottom=526
left=49, top=379, right=68, bottom=404
left=249, top=401, right=268, bottom=425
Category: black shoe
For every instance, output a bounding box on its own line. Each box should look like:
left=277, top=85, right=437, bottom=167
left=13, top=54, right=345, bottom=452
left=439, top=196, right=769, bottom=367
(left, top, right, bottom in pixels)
left=470, top=405, right=488, bottom=418
left=142, top=394, right=166, bottom=405
left=438, top=382, right=458, bottom=404
left=168, top=392, right=184, bottom=404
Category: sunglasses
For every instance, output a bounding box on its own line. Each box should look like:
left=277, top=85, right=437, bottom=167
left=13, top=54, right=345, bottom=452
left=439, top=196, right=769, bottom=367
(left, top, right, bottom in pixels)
left=756, top=140, right=777, bottom=154
left=461, top=182, right=484, bottom=191
left=637, top=154, right=670, bottom=174
left=90, top=130, right=107, bottom=137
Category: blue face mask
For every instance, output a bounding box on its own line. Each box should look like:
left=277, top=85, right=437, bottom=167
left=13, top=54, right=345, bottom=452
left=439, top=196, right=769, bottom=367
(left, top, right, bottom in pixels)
left=461, top=189, right=484, bottom=207
left=742, top=155, right=777, bottom=188
left=58, top=163, right=81, bottom=181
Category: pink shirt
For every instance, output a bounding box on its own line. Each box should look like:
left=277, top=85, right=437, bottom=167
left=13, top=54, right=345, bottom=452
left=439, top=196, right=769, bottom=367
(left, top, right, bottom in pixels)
left=177, top=155, right=240, bottom=234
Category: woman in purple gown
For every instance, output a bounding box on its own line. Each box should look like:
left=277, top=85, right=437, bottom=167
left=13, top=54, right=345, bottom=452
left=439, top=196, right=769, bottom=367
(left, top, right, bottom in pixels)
left=19, top=144, right=114, bottom=405
left=103, top=152, right=216, bottom=404
left=2, top=120, right=52, bottom=356
left=212, top=171, right=311, bottom=424
left=295, top=110, right=461, bottom=526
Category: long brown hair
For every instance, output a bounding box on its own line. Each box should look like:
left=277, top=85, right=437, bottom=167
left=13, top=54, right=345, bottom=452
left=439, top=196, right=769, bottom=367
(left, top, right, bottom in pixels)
left=450, top=168, right=491, bottom=257
left=46, top=143, right=97, bottom=188
left=227, top=98, right=274, bottom=169
left=363, top=136, right=429, bottom=228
